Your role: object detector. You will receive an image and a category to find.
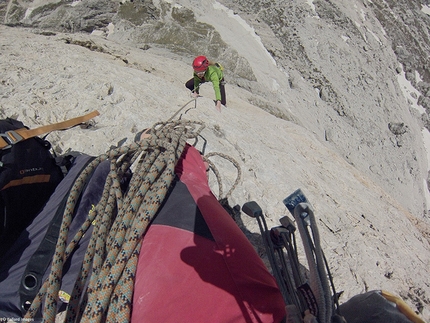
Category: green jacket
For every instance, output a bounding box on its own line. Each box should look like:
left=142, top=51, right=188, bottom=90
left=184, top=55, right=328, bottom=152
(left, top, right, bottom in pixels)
left=193, top=65, right=224, bottom=101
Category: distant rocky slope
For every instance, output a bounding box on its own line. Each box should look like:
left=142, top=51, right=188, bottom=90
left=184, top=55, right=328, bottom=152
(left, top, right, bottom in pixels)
left=2, top=0, right=430, bottom=218
left=1, top=0, right=430, bottom=321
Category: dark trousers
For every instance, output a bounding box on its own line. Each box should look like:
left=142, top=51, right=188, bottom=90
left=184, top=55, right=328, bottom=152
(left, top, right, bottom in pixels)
left=185, top=78, right=226, bottom=106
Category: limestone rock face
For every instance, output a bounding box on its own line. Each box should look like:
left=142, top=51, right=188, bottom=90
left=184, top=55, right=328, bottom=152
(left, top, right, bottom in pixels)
left=1, top=0, right=430, bottom=320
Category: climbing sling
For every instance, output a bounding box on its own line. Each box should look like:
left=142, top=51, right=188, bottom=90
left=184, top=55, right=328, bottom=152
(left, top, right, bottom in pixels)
left=0, top=111, right=99, bottom=150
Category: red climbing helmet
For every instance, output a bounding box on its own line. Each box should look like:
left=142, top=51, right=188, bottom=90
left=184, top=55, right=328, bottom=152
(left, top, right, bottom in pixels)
left=192, top=55, right=209, bottom=72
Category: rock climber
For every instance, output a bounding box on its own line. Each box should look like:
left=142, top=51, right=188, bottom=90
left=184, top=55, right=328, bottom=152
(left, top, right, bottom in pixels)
left=185, top=55, right=226, bottom=112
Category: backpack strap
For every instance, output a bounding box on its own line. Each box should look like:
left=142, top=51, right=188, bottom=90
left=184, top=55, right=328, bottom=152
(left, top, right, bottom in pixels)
left=0, top=110, right=100, bottom=150
left=19, top=155, right=96, bottom=314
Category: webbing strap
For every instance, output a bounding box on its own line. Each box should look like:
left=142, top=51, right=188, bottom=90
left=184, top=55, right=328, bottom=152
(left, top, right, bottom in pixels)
left=381, top=290, right=426, bottom=323
left=1, top=174, right=51, bottom=191
left=0, top=110, right=100, bottom=150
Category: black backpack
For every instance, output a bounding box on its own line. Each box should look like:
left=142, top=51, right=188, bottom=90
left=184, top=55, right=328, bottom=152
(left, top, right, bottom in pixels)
left=0, top=118, right=64, bottom=259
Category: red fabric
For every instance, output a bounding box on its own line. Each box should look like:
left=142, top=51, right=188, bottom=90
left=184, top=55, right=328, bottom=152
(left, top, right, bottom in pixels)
left=132, top=145, right=286, bottom=322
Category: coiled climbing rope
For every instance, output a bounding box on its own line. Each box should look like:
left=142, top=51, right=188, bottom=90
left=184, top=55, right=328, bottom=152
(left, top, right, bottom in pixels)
left=204, top=152, right=241, bottom=200
left=24, top=120, right=205, bottom=323
left=168, top=97, right=242, bottom=201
